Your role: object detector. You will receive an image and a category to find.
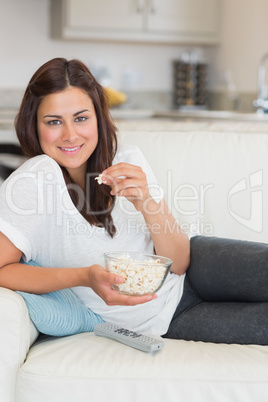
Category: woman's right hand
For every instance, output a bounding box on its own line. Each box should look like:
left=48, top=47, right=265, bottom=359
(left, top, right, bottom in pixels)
left=84, top=264, right=157, bottom=306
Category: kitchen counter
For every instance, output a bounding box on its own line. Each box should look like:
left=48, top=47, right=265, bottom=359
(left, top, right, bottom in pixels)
left=112, top=109, right=268, bottom=134
left=115, top=118, right=268, bottom=134
left=1, top=108, right=268, bottom=184
left=2, top=108, right=268, bottom=136
left=112, top=110, right=268, bottom=134
left=110, top=108, right=268, bottom=122
left=0, top=108, right=17, bottom=131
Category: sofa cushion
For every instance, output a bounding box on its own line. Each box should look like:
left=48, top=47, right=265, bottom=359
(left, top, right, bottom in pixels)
left=188, top=236, right=268, bottom=302
left=165, top=236, right=268, bottom=344
left=16, top=332, right=268, bottom=402
left=119, top=130, right=268, bottom=243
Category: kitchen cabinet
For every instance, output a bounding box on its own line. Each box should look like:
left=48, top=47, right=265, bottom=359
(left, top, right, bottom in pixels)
left=51, top=0, right=220, bottom=44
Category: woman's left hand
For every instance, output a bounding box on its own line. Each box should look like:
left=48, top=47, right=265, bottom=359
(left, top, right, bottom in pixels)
left=102, top=163, right=151, bottom=212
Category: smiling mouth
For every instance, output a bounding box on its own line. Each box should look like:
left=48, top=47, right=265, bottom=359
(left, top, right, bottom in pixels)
left=59, top=145, right=82, bottom=152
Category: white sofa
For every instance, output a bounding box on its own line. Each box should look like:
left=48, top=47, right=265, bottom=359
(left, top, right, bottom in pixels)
left=1, top=120, right=268, bottom=402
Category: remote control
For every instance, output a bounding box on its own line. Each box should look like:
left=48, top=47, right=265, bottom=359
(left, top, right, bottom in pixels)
left=94, top=322, right=164, bottom=353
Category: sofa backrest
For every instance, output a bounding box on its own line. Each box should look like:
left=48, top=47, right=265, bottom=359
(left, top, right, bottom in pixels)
left=119, top=128, right=268, bottom=243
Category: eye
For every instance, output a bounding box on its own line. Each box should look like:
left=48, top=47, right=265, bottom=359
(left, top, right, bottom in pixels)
left=47, top=119, right=61, bottom=125
left=75, top=116, right=88, bottom=122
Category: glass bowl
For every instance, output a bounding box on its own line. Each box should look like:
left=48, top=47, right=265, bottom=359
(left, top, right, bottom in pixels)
left=104, top=252, right=173, bottom=296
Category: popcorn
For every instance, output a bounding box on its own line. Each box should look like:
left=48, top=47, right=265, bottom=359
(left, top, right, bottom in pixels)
left=95, top=174, right=104, bottom=185
left=106, top=256, right=167, bottom=295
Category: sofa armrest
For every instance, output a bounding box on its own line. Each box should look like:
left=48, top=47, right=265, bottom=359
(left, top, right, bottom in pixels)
left=0, top=287, right=39, bottom=402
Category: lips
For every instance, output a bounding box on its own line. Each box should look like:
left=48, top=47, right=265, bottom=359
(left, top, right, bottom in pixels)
left=60, top=146, right=81, bottom=151
left=58, top=145, right=83, bottom=154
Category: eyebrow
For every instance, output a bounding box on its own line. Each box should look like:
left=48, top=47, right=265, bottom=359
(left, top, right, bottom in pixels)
left=43, top=109, right=90, bottom=119
left=74, top=109, right=90, bottom=116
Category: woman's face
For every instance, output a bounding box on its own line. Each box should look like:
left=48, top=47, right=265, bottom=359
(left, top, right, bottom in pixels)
left=37, top=86, right=98, bottom=184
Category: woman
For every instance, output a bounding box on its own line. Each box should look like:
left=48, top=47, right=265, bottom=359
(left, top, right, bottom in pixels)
left=0, top=58, right=190, bottom=337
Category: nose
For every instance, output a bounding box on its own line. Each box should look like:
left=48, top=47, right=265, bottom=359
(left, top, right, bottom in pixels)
left=62, top=122, right=78, bottom=142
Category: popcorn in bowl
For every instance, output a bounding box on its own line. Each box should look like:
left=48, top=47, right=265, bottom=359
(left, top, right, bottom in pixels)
left=104, top=252, right=173, bottom=296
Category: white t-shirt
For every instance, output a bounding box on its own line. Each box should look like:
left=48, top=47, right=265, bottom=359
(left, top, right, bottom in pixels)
left=0, top=144, right=185, bottom=336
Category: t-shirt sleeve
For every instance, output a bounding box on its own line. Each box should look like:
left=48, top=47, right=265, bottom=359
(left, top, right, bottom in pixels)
left=0, top=155, right=62, bottom=262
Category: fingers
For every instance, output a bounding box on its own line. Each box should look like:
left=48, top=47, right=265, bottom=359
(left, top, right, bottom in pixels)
left=95, top=267, right=124, bottom=285
left=101, top=163, right=148, bottom=199
left=110, top=181, right=143, bottom=198
left=105, top=271, right=125, bottom=285
left=103, top=162, right=142, bottom=179
left=102, top=163, right=145, bottom=186
left=103, top=284, right=158, bottom=306
left=113, top=293, right=157, bottom=307
left=96, top=268, right=157, bottom=306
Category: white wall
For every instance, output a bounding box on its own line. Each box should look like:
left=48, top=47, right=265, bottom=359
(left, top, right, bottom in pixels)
left=211, top=0, right=268, bottom=93
left=0, top=0, right=210, bottom=92
left=0, top=0, right=267, bottom=95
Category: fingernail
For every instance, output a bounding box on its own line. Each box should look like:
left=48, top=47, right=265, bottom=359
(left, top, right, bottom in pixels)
left=147, top=294, right=157, bottom=301
left=100, top=175, right=108, bottom=184
left=115, top=276, right=124, bottom=284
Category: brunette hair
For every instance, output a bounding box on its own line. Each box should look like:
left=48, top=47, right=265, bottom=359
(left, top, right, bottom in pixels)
left=15, top=57, right=117, bottom=237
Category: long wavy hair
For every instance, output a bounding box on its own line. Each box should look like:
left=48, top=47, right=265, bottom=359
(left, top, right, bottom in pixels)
left=15, top=57, right=118, bottom=237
